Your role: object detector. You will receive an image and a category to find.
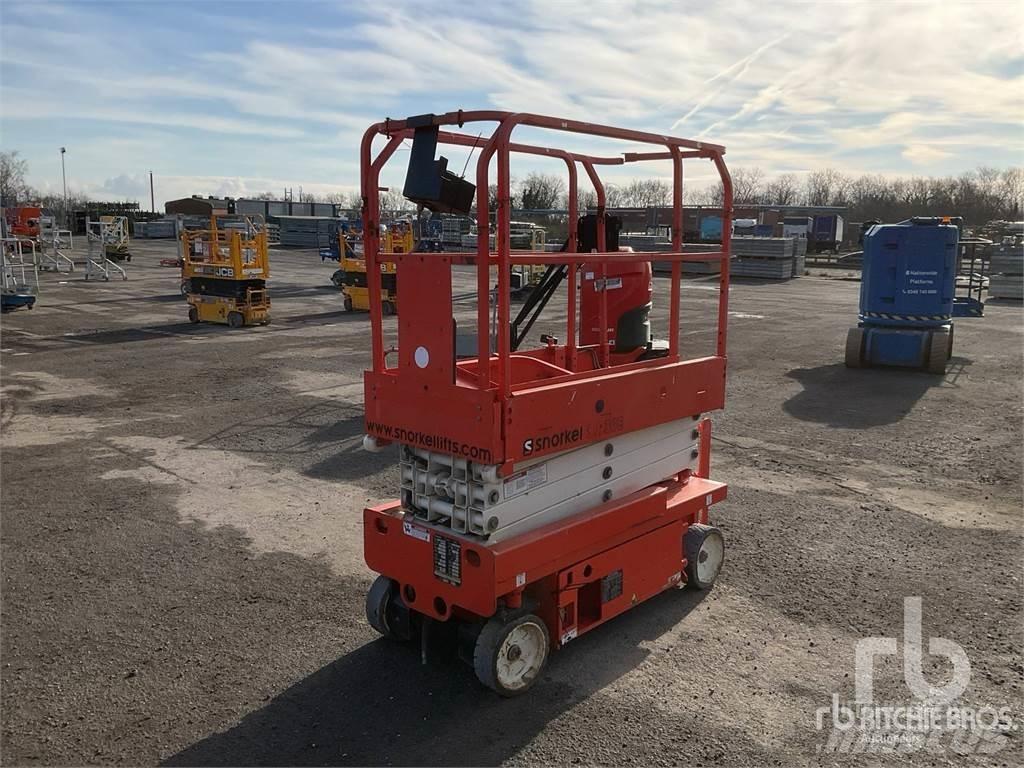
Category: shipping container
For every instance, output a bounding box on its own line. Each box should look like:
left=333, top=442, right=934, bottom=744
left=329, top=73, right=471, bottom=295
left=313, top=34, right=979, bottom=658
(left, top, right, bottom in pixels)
left=700, top=215, right=723, bottom=241
left=782, top=216, right=813, bottom=241
left=811, top=214, right=845, bottom=253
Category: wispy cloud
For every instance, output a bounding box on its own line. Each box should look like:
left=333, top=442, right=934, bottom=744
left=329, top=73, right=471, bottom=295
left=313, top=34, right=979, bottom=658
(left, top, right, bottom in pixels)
left=1, top=0, right=1021, bottom=205
left=670, top=35, right=789, bottom=129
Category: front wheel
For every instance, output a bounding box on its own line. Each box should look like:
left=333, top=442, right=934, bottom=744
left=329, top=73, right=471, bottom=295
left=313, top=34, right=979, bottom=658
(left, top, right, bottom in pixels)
left=188, top=306, right=199, bottom=324
left=684, top=523, right=725, bottom=590
left=927, top=330, right=949, bottom=375
left=227, top=311, right=244, bottom=328
left=844, top=327, right=864, bottom=368
left=474, top=613, right=549, bottom=696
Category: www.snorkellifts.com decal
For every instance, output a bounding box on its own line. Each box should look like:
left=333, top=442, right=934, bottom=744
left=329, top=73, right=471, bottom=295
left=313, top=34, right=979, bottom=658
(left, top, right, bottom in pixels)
left=522, top=426, right=584, bottom=456
left=365, top=420, right=492, bottom=462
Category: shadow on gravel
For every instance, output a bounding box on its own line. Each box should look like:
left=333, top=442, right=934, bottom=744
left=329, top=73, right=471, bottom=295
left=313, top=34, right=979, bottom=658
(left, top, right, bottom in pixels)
left=165, top=586, right=708, bottom=767
left=782, top=362, right=957, bottom=428
left=17, top=309, right=364, bottom=352
left=192, top=406, right=395, bottom=482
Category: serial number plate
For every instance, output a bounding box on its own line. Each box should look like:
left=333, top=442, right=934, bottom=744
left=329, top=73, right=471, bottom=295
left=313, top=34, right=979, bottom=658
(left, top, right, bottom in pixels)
left=433, top=534, right=461, bottom=585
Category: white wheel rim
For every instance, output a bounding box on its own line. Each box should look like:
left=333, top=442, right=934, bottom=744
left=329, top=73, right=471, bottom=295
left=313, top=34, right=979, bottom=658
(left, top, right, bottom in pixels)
left=697, top=533, right=724, bottom=584
left=496, top=621, right=546, bottom=691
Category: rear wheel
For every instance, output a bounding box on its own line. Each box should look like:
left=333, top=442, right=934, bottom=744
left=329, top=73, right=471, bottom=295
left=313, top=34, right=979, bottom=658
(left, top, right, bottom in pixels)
left=946, top=323, right=954, bottom=360
left=381, top=300, right=396, bottom=316
left=366, top=576, right=399, bottom=639
left=188, top=306, right=199, bottom=324
left=343, top=296, right=353, bottom=312
left=844, top=327, right=865, bottom=368
left=474, top=613, right=549, bottom=697
left=227, top=311, right=244, bottom=328
left=684, top=523, right=725, bottom=590
left=927, top=330, right=949, bottom=375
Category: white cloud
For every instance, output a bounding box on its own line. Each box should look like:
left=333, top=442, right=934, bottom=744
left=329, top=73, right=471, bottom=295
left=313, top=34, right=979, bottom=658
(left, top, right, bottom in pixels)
left=2, top=0, right=1021, bottom=200
left=902, top=145, right=953, bottom=165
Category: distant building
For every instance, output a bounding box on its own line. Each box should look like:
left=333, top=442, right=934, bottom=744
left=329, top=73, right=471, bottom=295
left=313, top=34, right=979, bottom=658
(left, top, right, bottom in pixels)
left=164, top=195, right=346, bottom=220
left=164, top=196, right=234, bottom=217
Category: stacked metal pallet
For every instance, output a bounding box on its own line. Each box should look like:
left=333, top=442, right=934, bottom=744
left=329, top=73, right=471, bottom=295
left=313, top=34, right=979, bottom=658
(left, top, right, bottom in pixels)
left=135, top=218, right=178, bottom=238
left=278, top=216, right=340, bottom=248
left=265, top=223, right=281, bottom=246
left=730, top=237, right=797, bottom=279
left=620, top=236, right=723, bottom=275
left=988, top=242, right=1024, bottom=300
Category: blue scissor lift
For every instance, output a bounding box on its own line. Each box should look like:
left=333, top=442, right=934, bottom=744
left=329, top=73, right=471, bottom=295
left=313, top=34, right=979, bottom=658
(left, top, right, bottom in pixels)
left=845, top=217, right=984, bottom=375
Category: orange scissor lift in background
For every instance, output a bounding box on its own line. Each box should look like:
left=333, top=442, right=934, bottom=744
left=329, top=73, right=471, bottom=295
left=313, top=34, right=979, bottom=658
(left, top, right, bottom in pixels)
left=358, top=111, right=734, bottom=695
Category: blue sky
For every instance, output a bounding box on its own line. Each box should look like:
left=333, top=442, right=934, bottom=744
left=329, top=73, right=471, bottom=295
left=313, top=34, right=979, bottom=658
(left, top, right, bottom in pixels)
left=1, top=0, right=1021, bottom=207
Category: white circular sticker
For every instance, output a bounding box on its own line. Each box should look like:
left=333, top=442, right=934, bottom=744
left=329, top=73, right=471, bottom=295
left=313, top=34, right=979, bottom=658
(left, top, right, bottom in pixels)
left=414, top=346, right=430, bottom=368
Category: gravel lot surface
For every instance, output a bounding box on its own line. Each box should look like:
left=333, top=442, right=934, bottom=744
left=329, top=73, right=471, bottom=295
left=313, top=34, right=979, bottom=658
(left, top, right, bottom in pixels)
left=2, top=240, right=1021, bottom=766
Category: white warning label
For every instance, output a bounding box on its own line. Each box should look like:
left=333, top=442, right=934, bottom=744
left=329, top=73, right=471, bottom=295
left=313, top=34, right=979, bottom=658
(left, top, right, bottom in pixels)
left=503, top=463, right=548, bottom=500
left=402, top=521, right=431, bottom=542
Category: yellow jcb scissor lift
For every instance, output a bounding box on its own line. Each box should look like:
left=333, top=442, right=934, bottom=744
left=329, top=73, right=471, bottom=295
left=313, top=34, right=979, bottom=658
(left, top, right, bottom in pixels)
left=336, top=222, right=411, bottom=315
left=510, top=223, right=547, bottom=298
left=181, top=215, right=271, bottom=327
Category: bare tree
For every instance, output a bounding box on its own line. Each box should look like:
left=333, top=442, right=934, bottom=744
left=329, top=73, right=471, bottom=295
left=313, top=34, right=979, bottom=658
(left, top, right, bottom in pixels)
left=379, top=187, right=413, bottom=213
left=570, top=188, right=597, bottom=211
left=516, top=172, right=564, bottom=210
left=805, top=168, right=847, bottom=206
left=0, top=151, right=30, bottom=206
left=604, top=184, right=625, bottom=208
left=764, top=173, right=801, bottom=205
left=619, top=179, right=672, bottom=208
left=731, top=167, right=766, bottom=205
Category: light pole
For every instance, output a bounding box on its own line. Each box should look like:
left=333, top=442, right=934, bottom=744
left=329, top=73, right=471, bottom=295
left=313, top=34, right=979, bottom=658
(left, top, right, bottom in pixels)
left=60, top=147, right=68, bottom=228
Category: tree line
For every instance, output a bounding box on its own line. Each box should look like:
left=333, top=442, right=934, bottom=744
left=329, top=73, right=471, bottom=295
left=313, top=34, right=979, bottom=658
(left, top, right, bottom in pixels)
left=4, top=149, right=1021, bottom=226
left=499, top=167, right=1023, bottom=225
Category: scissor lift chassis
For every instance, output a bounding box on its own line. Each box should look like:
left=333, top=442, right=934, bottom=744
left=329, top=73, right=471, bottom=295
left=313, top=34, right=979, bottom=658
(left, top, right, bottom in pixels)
left=356, top=111, right=734, bottom=695
left=367, top=468, right=724, bottom=637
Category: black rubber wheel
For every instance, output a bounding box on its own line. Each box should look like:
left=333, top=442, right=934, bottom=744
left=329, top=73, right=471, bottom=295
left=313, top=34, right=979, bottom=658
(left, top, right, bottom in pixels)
left=366, top=575, right=399, bottom=638
left=927, top=330, right=949, bottom=375
left=227, top=311, right=244, bottom=328
left=188, top=306, right=199, bottom=324
left=844, top=327, right=864, bottom=368
left=343, top=296, right=353, bottom=312
left=684, top=523, right=725, bottom=590
left=474, top=613, right=549, bottom=697
left=946, top=323, right=954, bottom=360
left=382, top=300, right=395, bottom=316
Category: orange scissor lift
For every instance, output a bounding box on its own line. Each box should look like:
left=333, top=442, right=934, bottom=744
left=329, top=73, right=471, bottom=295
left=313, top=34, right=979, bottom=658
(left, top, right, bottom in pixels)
left=359, top=111, right=734, bottom=695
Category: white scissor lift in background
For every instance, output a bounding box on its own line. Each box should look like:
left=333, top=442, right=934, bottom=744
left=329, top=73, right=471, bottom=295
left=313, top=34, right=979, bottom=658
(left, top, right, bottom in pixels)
left=38, top=215, right=75, bottom=273
left=85, top=218, right=127, bottom=281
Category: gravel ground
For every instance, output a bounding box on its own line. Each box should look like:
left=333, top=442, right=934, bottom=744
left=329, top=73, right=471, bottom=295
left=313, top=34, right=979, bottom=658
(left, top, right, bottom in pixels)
left=1, top=240, right=1021, bottom=766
